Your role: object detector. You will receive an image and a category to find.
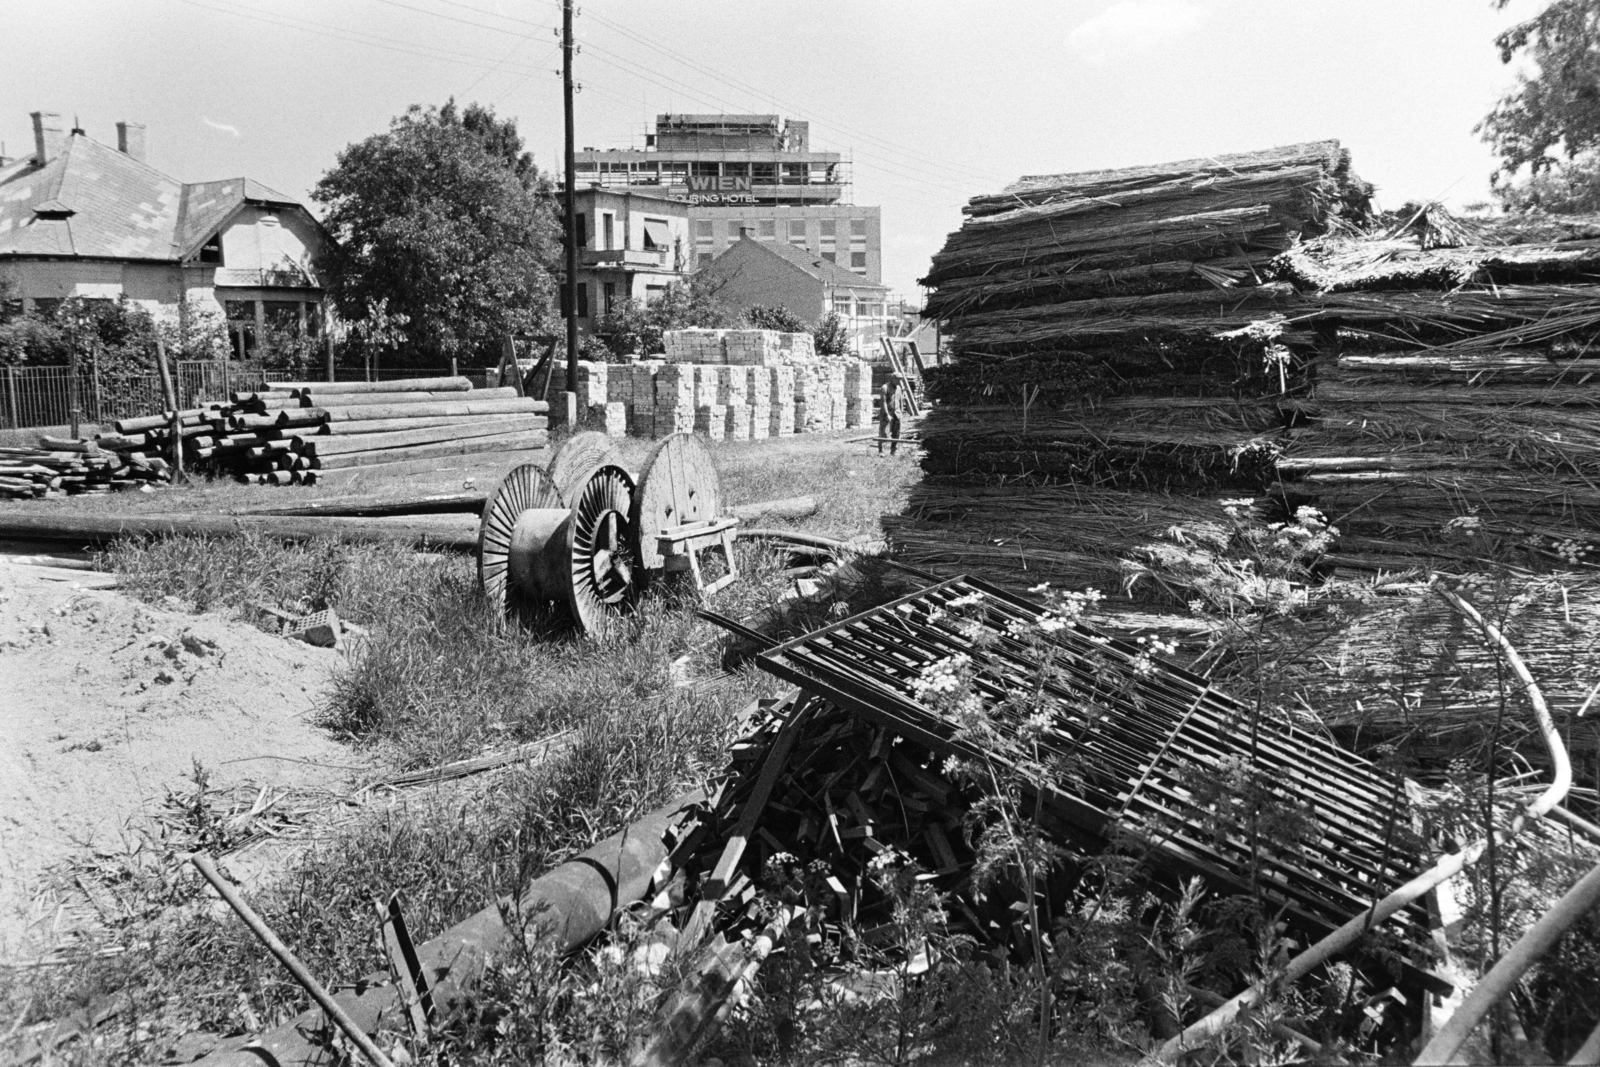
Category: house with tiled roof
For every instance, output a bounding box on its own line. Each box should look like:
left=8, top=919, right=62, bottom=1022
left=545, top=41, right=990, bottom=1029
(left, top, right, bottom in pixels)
left=698, top=232, right=892, bottom=354
left=0, top=111, right=330, bottom=357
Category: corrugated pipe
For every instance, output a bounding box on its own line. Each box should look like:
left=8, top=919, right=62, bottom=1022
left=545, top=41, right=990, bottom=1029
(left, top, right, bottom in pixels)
left=1146, top=583, right=1573, bottom=1064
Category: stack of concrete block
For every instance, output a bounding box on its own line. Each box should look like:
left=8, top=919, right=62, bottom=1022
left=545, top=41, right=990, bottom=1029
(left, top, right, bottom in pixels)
left=726, top=404, right=751, bottom=441
left=589, top=402, right=627, bottom=436
left=628, top=363, right=657, bottom=437
left=718, top=364, right=748, bottom=410
left=695, top=403, right=727, bottom=440
left=793, top=367, right=821, bottom=433
left=770, top=367, right=797, bottom=436
left=655, top=365, right=696, bottom=437
left=747, top=367, right=771, bottom=440
left=663, top=329, right=726, bottom=364
left=844, top=362, right=873, bottom=428
left=777, top=331, right=817, bottom=364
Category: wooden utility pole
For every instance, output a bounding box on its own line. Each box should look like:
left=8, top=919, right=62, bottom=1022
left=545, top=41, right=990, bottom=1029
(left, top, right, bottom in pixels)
left=562, top=0, right=579, bottom=422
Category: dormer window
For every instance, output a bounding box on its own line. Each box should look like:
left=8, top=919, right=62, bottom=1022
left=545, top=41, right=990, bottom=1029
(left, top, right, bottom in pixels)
left=198, top=234, right=223, bottom=265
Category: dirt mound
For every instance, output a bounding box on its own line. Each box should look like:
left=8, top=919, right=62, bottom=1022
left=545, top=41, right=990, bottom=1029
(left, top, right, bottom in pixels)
left=0, top=560, right=362, bottom=960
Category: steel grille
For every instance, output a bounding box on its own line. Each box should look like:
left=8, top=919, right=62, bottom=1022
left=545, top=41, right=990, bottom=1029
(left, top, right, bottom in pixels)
left=759, top=575, right=1436, bottom=967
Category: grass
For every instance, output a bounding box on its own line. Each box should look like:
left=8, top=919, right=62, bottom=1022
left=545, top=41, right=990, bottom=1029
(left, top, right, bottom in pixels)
left=0, top=429, right=920, bottom=1064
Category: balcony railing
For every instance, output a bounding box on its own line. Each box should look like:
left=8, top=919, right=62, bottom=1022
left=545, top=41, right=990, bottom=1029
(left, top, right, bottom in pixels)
left=579, top=248, right=671, bottom=269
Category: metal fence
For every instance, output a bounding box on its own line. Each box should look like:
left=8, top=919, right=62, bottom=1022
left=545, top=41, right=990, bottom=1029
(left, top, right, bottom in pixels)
left=0, top=361, right=493, bottom=430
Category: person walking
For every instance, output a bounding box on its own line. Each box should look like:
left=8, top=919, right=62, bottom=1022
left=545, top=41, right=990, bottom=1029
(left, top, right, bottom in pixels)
left=878, top=373, right=907, bottom=456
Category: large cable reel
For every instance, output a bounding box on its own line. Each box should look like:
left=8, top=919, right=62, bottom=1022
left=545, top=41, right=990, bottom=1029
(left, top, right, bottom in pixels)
left=478, top=460, right=639, bottom=634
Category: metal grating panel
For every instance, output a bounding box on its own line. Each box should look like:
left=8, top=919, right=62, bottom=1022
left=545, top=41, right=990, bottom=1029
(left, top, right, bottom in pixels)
left=758, top=575, right=1435, bottom=965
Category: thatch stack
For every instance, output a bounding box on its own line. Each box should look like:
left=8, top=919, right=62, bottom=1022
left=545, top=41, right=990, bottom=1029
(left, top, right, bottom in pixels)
left=917, top=141, right=1370, bottom=485
left=1269, top=210, right=1600, bottom=573
left=88, top=376, right=547, bottom=487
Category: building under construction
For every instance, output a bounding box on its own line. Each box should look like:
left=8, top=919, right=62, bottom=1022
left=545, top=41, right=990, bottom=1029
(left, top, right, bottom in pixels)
left=574, top=114, right=882, bottom=282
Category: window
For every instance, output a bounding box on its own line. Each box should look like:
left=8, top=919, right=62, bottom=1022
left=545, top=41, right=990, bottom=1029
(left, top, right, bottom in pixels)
left=574, top=213, right=588, bottom=247
left=644, top=284, right=668, bottom=305
left=697, top=252, right=714, bottom=268
left=722, top=162, right=749, bottom=177
left=757, top=219, right=776, bottom=240
left=819, top=219, right=836, bottom=239
left=788, top=219, right=807, bottom=246
left=781, top=163, right=806, bottom=184
left=821, top=251, right=836, bottom=263
left=575, top=161, right=598, bottom=173
left=695, top=219, right=715, bottom=239
left=810, top=163, right=834, bottom=183
left=691, top=161, right=720, bottom=177
left=850, top=251, right=867, bottom=271
left=604, top=281, right=617, bottom=314
left=850, top=218, right=868, bottom=240
left=32, top=298, right=62, bottom=317
left=264, top=301, right=301, bottom=329
left=602, top=213, right=615, bottom=250
left=661, top=161, right=688, bottom=182
left=728, top=220, right=743, bottom=240
left=751, top=162, right=775, bottom=182
left=634, top=161, right=659, bottom=184
left=198, top=234, right=223, bottom=265
left=862, top=302, right=884, bottom=318
left=305, top=303, right=322, bottom=337
left=833, top=296, right=854, bottom=315
left=579, top=282, right=589, bottom=318
left=224, top=300, right=255, bottom=322
left=642, top=218, right=672, bottom=250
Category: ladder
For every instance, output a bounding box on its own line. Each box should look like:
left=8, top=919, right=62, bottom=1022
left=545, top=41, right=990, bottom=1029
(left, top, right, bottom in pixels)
left=879, top=336, right=929, bottom=417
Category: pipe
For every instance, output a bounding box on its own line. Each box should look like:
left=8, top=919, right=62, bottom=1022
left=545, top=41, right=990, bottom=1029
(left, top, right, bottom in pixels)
left=190, top=854, right=395, bottom=1067
left=195, top=792, right=700, bottom=1067
left=1415, top=857, right=1600, bottom=1064
left=1147, top=584, right=1573, bottom=1063
left=740, top=529, right=888, bottom=555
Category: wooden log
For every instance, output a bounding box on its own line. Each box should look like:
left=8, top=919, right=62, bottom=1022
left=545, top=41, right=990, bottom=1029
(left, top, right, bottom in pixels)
left=320, top=412, right=535, bottom=436
left=298, top=419, right=541, bottom=458
left=296, top=397, right=547, bottom=423
left=296, top=387, right=517, bottom=409
left=38, top=436, right=100, bottom=453
left=0, top=511, right=483, bottom=550
left=94, top=432, right=147, bottom=449
left=272, top=376, right=473, bottom=394
left=305, top=449, right=550, bottom=489
left=311, top=430, right=549, bottom=470
left=235, top=491, right=488, bottom=518
left=230, top=390, right=296, bottom=403
left=113, top=408, right=208, bottom=433
left=728, top=496, right=819, bottom=522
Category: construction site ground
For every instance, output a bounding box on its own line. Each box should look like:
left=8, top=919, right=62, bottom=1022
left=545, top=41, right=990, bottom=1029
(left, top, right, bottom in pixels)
left=0, top=428, right=918, bottom=977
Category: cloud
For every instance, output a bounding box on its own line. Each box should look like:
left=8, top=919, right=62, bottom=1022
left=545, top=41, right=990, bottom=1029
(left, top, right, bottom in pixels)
left=1066, top=0, right=1207, bottom=62
left=202, top=117, right=241, bottom=138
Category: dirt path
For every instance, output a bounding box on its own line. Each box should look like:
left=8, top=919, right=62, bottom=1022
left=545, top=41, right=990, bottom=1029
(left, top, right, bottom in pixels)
left=0, top=559, right=364, bottom=961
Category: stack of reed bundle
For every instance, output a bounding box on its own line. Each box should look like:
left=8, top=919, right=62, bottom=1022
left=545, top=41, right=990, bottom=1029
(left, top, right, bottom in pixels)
left=1264, top=208, right=1600, bottom=574
left=1276, top=575, right=1600, bottom=772
left=81, top=376, right=547, bottom=488
left=0, top=437, right=168, bottom=499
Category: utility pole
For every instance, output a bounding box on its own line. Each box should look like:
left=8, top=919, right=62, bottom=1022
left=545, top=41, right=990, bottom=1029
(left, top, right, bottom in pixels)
left=561, top=0, right=579, bottom=426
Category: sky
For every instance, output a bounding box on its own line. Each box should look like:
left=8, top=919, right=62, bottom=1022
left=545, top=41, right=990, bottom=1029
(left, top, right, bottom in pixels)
left=0, top=0, right=1540, bottom=301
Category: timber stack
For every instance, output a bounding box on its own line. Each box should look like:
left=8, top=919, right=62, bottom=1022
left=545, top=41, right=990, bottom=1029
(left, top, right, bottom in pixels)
left=0, top=438, right=169, bottom=498
left=84, top=376, right=547, bottom=487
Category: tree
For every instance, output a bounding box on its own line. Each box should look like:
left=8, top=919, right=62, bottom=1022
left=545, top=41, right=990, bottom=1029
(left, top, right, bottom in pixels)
left=1480, top=0, right=1600, bottom=210
left=813, top=311, right=851, bottom=357
left=313, top=101, right=560, bottom=366
left=742, top=305, right=809, bottom=333
left=592, top=275, right=735, bottom=358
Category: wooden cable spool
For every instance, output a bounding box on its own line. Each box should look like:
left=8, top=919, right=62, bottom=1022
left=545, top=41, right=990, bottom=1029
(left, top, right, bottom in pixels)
left=477, top=459, right=638, bottom=634
left=630, top=433, right=724, bottom=578
left=547, top=431, right=620, bottom=502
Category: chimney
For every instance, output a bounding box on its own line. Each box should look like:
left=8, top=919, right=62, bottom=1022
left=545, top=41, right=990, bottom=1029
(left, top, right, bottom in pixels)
left=116, top=121, right=146, bottom=162
left=31, top=111, right=65, bottom=165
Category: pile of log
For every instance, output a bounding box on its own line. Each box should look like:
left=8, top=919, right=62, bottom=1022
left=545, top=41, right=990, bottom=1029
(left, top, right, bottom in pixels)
left=88, top=376, right=548, bottom=488
left=0, top=437, right=168, bottom=499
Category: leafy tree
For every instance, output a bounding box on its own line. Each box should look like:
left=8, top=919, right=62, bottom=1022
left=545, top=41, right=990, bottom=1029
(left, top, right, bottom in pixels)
left=1480, top=0, right=1600, bottom=209
left=742, top=304, right=809, bottom=333
left=592, top=275, right=735, bottom=358
left=813, top=311, right=851, bottom=358
left=313, top=101, right=561, bottom=367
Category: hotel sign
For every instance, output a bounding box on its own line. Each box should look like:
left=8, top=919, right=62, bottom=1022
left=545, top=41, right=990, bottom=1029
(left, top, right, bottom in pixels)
left=684, top=174, right=755, bottom=204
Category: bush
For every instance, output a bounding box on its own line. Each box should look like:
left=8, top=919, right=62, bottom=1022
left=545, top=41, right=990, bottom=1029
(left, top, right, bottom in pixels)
left=742, top=305, right=809, bottom=333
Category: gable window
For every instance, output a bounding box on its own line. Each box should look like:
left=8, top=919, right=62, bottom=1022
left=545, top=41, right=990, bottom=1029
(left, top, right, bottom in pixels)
left=198, top=234, right=223, bottom=265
